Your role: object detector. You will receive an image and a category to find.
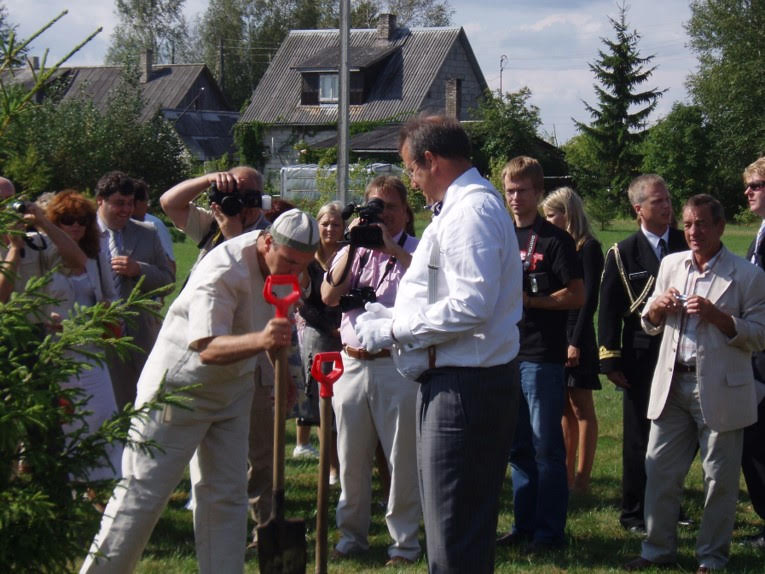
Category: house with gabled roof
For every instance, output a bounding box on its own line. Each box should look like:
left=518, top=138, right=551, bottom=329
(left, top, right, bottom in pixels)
left=4, top=52, right=238, bottom=161
left=239, top=14, right=489, bottom=179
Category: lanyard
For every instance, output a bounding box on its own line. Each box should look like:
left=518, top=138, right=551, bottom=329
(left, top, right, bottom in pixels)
left=522, top=231, right=538, bottom=272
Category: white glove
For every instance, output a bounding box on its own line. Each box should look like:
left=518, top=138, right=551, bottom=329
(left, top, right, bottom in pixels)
left=354, top=304, right=394, bottom=353
left=362, top=301, right=393, bottom=319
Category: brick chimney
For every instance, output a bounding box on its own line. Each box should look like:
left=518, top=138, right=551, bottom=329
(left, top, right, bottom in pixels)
left=377, top=13, right=397, bottom=41
left=140, top=49, right=153, bottom=83
left=445, top=78, right=462, bottom=120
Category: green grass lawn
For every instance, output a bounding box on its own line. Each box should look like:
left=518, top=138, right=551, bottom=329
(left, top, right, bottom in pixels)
left=131, top=216, right=763, bottom=573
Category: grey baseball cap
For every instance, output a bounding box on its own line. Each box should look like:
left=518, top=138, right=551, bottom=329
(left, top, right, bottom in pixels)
left=268, top=209, right=319, bottom=253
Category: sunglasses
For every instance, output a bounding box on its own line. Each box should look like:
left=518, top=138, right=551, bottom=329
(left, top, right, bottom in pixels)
left=58, top=214, right=92, bottom=226
left=746, top=181, right=765, bottom=191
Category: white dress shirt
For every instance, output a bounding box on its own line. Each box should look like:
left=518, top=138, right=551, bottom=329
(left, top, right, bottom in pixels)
left=391, top=167, right=523, bottom=371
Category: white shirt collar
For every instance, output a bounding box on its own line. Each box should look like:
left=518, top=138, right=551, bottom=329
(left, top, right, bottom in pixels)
left=641, top=225, right=670, bottom=256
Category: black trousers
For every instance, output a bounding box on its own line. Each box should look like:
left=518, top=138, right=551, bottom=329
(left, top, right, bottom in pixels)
left=417, top=360, right=520, bottom=574
left=742, top=399, right=765, bottom=523
left=621, top=380, right=652, bottom=529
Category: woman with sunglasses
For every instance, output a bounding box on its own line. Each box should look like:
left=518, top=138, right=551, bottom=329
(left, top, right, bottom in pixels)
left=45, top=190, right=122, bottom=494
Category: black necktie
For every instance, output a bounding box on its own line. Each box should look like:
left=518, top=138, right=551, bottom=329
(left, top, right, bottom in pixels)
left=658, top=238, right=668, bottom=260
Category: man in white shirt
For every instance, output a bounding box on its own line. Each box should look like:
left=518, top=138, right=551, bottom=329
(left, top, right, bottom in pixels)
left=160, top=166, right=274, bottom=545
left=80, top=209, right=319, bottom=574
left=355, top=115, right=523, bottom=573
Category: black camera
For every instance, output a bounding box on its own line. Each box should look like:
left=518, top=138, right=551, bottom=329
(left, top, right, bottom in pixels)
left=339, top=286, right=377, bottom=312
left=11, top=200, right=27, bottom=214
left=341, top=198, right=385, bottom=248
left=206, top=181, right=272, bottom=217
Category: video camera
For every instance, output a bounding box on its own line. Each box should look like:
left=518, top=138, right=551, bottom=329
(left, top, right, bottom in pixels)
left=207, top=181, right=272, bottom=217
left=341, top=197, right=385, bottom=248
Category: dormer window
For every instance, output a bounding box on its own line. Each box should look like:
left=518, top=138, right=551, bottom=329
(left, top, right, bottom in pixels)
left=319, top=74, right=339, bottom=103
left=295, top=43, right=399, bottom=107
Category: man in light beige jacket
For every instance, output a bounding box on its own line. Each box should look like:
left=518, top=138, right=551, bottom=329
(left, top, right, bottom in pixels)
left=624, top=194, right=765, bottom=574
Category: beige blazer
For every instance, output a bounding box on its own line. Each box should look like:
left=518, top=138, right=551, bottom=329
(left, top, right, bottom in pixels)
left=641, top=246, right=765, bottom=432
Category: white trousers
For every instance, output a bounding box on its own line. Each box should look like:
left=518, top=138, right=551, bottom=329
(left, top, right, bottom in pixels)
left=80, top=383, right=254, bottom=574
left=641, top=373, right=744, bottom=569
left=332, top=352, right=421, bottom=560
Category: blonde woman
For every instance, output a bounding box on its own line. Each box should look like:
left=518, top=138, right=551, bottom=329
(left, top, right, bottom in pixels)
left=295, top=201, right=344, bottom=480
left=542, top=187, right=604, bottom=493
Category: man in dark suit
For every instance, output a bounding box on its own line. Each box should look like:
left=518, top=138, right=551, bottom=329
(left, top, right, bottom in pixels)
left=741, top=158, right=765, bottom=549
left=598, top=174, right=686, bottom=533
left=96, top=171, right=175, bottom=409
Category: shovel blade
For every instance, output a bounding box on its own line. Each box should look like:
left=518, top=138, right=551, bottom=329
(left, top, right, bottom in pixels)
left=257, top=517, right=307, bottom=574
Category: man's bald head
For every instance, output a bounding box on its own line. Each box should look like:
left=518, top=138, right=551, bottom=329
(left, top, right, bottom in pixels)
left=0, top=177, right=15, bottom=200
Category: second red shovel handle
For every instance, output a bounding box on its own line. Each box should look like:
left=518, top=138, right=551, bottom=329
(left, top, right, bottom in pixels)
left=311, top=352, right=344, bottom=398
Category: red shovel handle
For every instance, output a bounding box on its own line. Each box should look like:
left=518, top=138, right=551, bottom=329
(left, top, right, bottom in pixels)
left=311, top=352, right=344, bottom=398
left=263, top=274, right=301, bottom=318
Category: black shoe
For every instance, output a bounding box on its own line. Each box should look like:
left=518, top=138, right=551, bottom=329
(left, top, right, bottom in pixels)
left=526, top=538, right=566, bottom=555
left=738, top=528, right=765, bottom=549
left=677, top=509, right=694, bottom=527
left=496, top=531, right=529, bottom=547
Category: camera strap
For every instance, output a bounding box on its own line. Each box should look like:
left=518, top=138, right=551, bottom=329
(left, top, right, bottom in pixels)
left=372, top=232, right=408, bottom=292
left=521, top=231, right=538, bottom=272
left=23, top=231, right=48, bottom=252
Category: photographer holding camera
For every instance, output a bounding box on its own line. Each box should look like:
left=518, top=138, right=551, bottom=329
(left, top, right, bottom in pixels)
left=1, top=188, right=88, bottom=309
left=160, top=166, right=275, bottom=548
left=320, top=175, right=421, bottom=566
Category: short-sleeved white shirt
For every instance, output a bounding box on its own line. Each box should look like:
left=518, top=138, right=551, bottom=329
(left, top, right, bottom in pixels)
left=135, top=229, right=272, bottom=406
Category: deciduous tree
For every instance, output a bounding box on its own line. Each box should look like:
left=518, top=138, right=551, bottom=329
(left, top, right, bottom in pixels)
left=686, top=0, right=765, bottom=215
left=106, top=0, right=192, bottom=65
left=640, top=102, right=713, bottom=207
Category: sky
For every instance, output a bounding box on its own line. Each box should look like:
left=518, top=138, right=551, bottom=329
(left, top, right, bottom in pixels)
left=5, top=0, right=697, bottom=145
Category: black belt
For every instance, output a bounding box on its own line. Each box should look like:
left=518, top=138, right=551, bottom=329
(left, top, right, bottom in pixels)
left=674, top=363, right=696, bottom=373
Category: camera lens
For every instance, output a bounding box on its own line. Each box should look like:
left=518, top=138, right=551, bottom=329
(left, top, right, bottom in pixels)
left=11, top=200, right=27, bottom=214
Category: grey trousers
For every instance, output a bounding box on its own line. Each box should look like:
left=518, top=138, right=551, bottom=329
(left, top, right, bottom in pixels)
left=642, top=373, right=744, bottom=569
left=417, top=360, right=520, bottom=574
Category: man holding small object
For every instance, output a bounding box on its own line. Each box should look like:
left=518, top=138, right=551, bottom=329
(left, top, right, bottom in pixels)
left=624, top=194, right=765, bottom=573
left=321, top=175, right=421, bottom=566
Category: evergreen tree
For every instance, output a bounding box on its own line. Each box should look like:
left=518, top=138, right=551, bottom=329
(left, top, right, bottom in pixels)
left=573, top=3, right=665, bottom=213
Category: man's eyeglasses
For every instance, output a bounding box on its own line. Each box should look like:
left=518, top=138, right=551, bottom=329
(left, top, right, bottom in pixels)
left=58, top=214, right=92, bottom=226
left=746, top=181, right=765, bottom=191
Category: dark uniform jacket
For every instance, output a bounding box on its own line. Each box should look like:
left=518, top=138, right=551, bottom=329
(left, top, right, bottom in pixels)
left=747, top=236, right=765, bottom=381
left=598, top=227, right=687, bottom=383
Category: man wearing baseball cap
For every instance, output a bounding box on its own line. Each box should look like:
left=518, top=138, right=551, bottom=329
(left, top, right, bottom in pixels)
left=81, top=209, right=319, bottom=574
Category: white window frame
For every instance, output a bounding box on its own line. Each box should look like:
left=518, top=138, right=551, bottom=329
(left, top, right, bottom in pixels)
left=319, top=73, right=339, bottom=103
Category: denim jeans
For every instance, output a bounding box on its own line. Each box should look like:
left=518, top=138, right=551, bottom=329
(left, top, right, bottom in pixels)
left=509, top=361, right=568, bottom=544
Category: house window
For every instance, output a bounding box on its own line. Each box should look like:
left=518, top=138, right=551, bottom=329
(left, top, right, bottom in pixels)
left=319, top=74, right=339, bottom=103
